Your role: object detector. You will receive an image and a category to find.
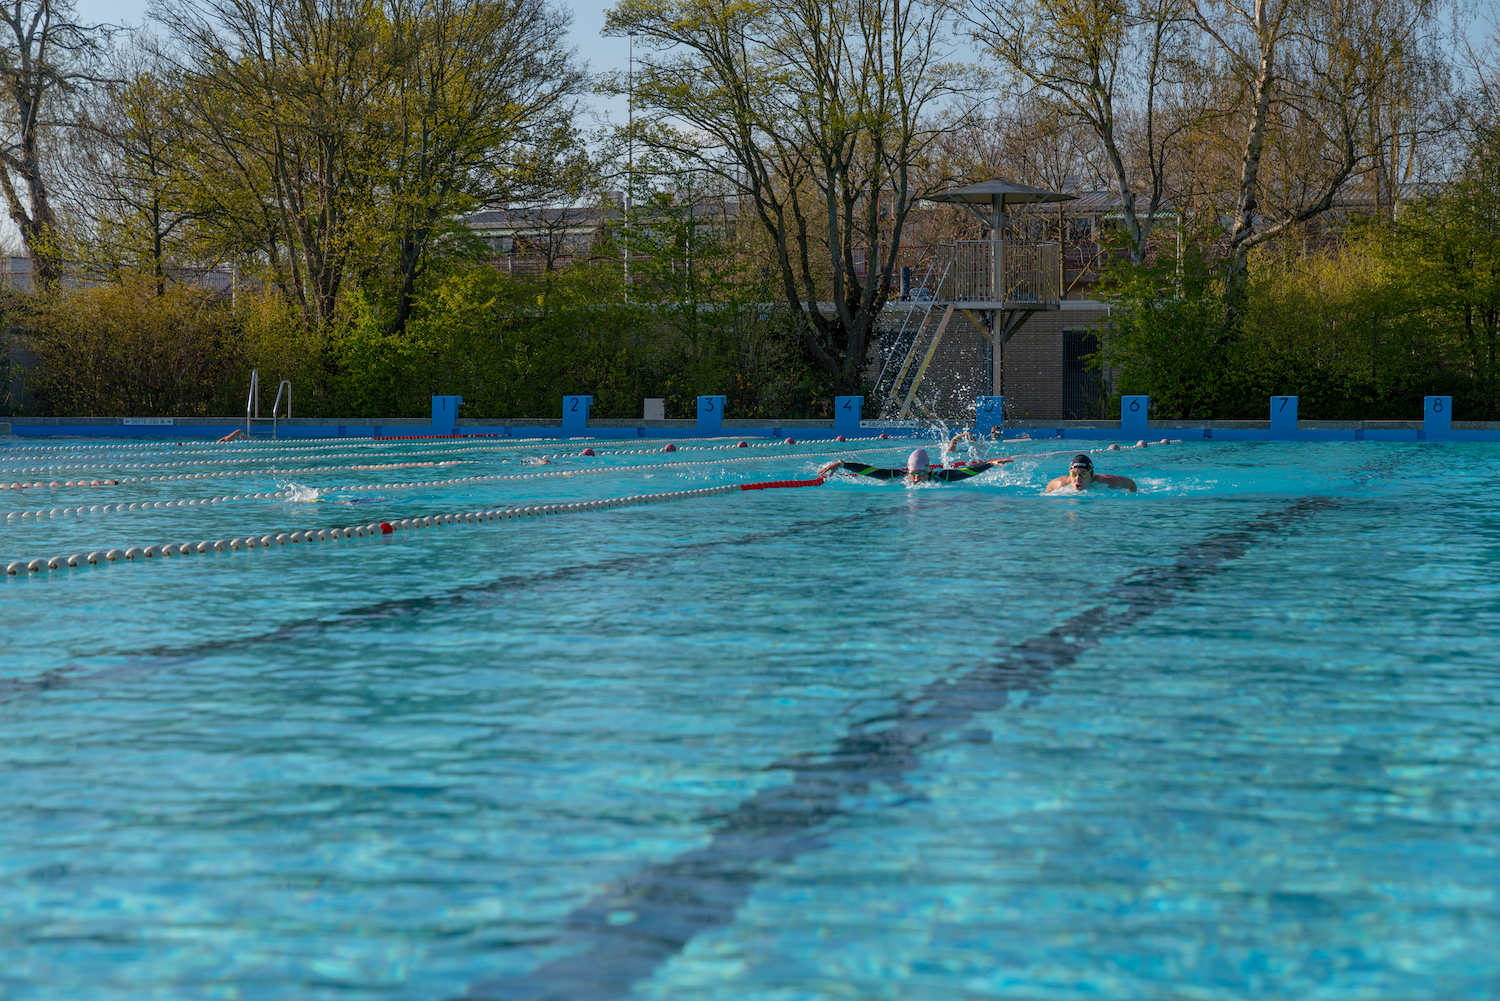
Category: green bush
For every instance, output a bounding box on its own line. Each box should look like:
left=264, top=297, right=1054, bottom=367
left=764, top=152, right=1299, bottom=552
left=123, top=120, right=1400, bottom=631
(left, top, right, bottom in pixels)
left=12, top=262, right=835, bottom=420
left=17, top=276, right=319, bottom=418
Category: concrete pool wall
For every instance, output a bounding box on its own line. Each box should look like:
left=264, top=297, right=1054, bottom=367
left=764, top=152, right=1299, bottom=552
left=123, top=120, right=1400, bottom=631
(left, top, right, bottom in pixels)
left=3, top=393, right=1497, bottom=442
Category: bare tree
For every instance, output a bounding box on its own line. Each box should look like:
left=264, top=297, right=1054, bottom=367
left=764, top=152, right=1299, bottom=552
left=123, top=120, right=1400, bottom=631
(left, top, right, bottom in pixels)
left=958, top=0, right=1203, bottom=263
left=69, top=58, right=199, bottom=291
left=0, top=0, right=110, bottom=284
left=1188, top=0, right=1441, bottom=319
left=604, top=0, right=975, bottom=394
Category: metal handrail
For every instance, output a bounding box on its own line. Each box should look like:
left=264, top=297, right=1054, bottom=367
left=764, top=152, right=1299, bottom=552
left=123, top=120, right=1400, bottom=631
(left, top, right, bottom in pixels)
left=900, top=303, right=955, bottom=419
left=245, top=369, right=260, bottom=434
left=873, top=260, right=940, bottom=395
left=245, top=370, right=292, bottom=437
left=880, top=262, right=952, bottom=415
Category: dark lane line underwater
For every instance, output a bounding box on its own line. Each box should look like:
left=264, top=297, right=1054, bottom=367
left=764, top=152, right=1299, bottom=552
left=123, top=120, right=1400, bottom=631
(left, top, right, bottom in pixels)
left=0, top=506, right=896, bottom=705
left=465, top=495, right=1339, bottom=1001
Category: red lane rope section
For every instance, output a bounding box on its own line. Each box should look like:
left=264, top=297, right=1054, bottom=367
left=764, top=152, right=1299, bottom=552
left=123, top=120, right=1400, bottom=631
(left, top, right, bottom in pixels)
left=739, top=477, right=827, bottom=491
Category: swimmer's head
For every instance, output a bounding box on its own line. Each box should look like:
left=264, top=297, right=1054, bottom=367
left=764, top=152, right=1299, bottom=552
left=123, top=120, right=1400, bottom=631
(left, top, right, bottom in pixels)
left=908, top=448, right=930, bottom=472
left=1069, top=454, right=1094, bottom=486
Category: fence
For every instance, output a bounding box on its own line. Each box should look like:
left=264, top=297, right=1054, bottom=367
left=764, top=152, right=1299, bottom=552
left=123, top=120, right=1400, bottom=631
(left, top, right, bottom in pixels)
left=934, top=241, right=1062, bottom=304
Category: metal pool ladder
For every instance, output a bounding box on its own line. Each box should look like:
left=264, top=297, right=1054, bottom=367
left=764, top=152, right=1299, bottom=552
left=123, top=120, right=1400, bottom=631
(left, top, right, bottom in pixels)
left=245, top=370, right=291, bottom=437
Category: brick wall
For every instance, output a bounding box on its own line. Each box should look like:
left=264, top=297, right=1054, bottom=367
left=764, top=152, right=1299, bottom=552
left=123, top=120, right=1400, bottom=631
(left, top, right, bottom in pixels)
left=1001, top=303, right=1110, bottom=420
left=922, top=308, right=990, bottom=421
left=874, top=300, right=1112, bottom=423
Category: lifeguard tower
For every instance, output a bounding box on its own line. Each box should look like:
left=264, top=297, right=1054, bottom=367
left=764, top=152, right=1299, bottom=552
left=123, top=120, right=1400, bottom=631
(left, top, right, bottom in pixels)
left=875, top=179, right=1076, bottom=419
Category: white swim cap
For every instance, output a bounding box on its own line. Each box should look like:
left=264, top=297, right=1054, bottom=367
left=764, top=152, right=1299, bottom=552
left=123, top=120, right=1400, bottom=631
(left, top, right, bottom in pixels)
left=907, top=448, right=930, bottom=472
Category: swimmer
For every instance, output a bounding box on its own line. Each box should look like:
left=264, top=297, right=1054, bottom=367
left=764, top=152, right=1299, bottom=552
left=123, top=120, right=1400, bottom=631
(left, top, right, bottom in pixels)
left=943, top=431, right=987, bottom=464
left=216, top=429, right=246, bottom=443
left=1046, top=453, right=1136, bottom=493
left=819, top=447, right=1013, bottom=485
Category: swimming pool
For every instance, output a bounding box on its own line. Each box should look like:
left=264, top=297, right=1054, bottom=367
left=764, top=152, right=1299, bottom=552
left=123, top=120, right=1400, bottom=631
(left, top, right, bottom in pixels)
left=3, top=435, right=1498, bottom=999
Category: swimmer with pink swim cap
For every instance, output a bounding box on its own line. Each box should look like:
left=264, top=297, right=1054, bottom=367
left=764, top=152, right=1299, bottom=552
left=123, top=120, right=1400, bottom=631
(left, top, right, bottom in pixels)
left=818, top=446, right=1013, bottom=484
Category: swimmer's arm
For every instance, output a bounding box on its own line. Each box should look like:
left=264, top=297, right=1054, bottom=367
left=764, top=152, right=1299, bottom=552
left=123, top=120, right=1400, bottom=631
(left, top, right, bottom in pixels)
left=1095, top=473, right=1137, bottom=492
left=932, top=458, right=1014, bottom=481
left=817, top=461, right=901, bottom=480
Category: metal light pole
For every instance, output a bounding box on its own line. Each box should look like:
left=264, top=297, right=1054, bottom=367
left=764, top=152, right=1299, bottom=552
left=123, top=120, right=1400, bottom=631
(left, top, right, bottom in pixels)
left=625, top=31, right=635, bottom=303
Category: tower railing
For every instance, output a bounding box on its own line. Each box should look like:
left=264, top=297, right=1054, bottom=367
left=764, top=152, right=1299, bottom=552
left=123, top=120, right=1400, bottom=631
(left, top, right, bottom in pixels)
left=938, top=241, right=1062, bottom=305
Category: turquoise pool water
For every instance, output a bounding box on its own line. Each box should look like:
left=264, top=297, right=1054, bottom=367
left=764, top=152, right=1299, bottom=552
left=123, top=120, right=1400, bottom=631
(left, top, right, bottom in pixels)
left=3, top=435, right=1499, bottom=999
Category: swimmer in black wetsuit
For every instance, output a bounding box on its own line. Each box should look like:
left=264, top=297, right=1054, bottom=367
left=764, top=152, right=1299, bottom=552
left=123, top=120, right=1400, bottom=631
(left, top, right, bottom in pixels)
left=818, top=448, right=1013, bottom=485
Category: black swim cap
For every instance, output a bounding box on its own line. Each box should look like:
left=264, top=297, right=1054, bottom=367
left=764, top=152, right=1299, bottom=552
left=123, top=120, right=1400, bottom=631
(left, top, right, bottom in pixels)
left=1070, top=454, right=1094, bottom=469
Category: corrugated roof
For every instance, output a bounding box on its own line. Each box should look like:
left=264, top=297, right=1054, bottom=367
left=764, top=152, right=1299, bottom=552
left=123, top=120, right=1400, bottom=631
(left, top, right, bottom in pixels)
left=1010, top=189, right=1176, bottom=215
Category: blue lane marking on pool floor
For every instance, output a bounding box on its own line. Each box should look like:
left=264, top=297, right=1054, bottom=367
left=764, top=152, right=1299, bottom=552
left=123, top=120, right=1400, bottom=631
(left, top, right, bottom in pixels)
left=465, top=496, right=1338, bottom=1001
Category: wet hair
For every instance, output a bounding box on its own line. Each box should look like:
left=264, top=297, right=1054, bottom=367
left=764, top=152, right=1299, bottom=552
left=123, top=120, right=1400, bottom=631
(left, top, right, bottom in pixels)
left=1070, top=454, right=1094, bottom=470
left=907, top=448, right=930, bottom=472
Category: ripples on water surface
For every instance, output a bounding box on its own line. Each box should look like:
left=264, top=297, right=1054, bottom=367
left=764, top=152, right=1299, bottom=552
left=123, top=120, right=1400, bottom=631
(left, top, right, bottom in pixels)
left=2, top=435, right=1499, bottom=999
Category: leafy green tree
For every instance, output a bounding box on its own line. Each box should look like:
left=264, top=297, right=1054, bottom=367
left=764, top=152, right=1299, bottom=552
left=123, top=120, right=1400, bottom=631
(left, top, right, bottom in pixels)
left=1379, top=131, right=1500, bottom=405
left=1095, top=242, right=1230, bottom=419
left=156, top=0, right=399, bottom=325
left=377, top=0, right=583, bottom=335
left=621, top=172, right=767, bottom=410
left=152, top=0, right=582, bottom=330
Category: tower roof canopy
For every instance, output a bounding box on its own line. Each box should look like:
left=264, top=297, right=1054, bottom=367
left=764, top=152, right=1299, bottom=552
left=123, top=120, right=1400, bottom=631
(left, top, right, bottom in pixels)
left=924, top=179, right=1076, bottom=206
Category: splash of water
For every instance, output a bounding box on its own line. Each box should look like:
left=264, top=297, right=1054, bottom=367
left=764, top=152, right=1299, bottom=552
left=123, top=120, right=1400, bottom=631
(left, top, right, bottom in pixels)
left=280, top=481, right=322, bottom=504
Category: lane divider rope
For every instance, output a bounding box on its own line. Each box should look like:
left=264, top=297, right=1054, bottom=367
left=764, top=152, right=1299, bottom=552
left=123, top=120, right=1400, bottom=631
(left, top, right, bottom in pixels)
left=1, top=431, right=899, bottom=463
left=2, top=492, right=292, bottom=522
left=1, top=453, right=475, bottom=476
left=2, top=461, right=465, bottom=493
left=0, top=434, right=860, bottom=474
left=0, top=445, right=907, bottom=523
left=0, top=442, right=922, bottom=501
left=3, top=476, right=828, bottom=577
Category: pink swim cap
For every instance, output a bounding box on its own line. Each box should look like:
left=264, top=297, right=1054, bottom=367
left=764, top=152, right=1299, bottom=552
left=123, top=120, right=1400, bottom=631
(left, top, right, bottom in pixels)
left=907, top=448, right=930, bottom=472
